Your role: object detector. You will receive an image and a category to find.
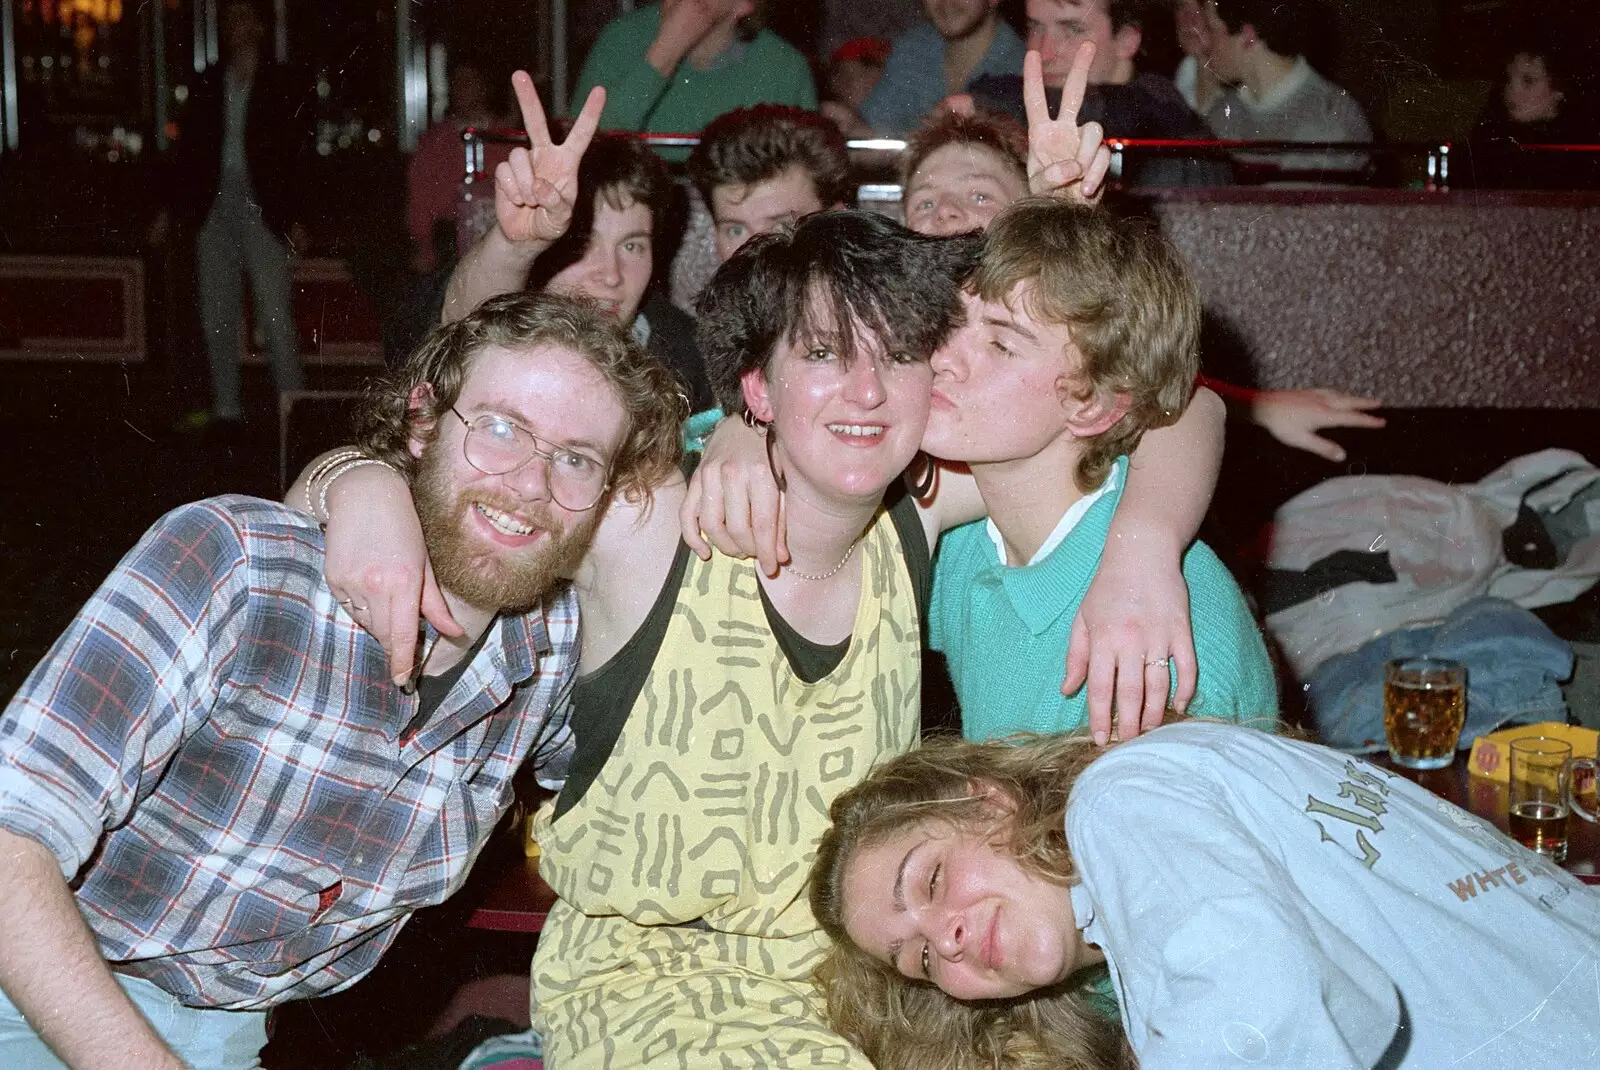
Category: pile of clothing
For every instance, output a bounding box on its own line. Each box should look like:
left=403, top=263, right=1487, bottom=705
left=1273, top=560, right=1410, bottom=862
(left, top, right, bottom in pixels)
left=1262, top=450, right=1600, bottom=750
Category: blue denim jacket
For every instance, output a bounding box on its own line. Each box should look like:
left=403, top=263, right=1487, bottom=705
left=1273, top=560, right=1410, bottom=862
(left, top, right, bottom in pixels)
left=860, top=21, right=1026, bottom=136
left=1307, top=596, right=1573, bottom=752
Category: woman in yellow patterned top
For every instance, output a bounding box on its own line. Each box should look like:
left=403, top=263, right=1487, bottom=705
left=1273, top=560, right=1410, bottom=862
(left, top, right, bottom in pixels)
left=521, top=210, right=979, bottom=1068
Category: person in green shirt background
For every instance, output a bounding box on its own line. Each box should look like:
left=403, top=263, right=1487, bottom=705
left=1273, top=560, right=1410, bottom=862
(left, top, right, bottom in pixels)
left=575, top=0, right=816, bottom=159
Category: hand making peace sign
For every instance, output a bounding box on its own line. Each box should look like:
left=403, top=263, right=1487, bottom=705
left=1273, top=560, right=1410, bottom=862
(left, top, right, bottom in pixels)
left=493, top=73, right=607, bottom=247
left=1023, top=43, right=1113, bottom=204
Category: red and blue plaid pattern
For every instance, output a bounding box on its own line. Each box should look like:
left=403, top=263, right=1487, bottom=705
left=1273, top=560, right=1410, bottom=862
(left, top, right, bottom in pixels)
left=0, top=496, right=576, bottom=1009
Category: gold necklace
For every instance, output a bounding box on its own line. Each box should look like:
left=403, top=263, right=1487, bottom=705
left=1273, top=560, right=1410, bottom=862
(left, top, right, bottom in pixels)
left=784, top=540, right=858, bottom=582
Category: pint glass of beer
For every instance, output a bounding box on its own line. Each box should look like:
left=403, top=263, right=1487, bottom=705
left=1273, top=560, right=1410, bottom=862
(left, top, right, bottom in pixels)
left=1511, top=736, right=1572, bottom=863
left=1382, top=658, right=1466, bottom=769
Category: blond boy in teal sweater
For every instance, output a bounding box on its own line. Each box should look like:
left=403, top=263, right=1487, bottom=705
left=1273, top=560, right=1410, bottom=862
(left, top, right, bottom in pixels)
left=920, top=199, right=1278, bottom=741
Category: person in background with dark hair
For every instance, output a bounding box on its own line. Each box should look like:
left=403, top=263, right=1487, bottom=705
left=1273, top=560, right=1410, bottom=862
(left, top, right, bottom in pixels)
left=0, top=289, right=685, bottom=1070
left=155, top=0, right=313, bottom=433
left=839, top=0, right=1027, bottom=138
left=687, top=104, right=854, bottom=262
left=573, top=0, right=815, bottom=157
left=395, top=75, right=710, bottom=411
left=1465, top=29, right=1599, bottom=190
left=517, top=132, right=705, bottom=408
left=965, top=0, right=1231, bottom=187
left=1200, top=0, right=1372, bottom=177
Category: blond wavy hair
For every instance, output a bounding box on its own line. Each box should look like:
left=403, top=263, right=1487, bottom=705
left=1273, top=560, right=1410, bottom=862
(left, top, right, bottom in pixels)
left=809, top=732, right=1136, bottom=1070
left=971, top=200, right=1201, bottom=493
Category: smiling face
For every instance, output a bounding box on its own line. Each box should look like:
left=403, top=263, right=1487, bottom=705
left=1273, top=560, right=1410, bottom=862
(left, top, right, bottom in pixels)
left=411, top=342, right=627, bottom=613
left=545, top=194, right=653, bottom=324
left=841, top=817, right=1096, bottom=1001
left=710, top=165, right=828, bottom=262
left=1503, top=53, right=1565, bottom=124
left=903, top=143, right=1027, bottom=237
left=742, top=300, right=933, bottom=506
left=1026, top=0, right=1140, bottom=87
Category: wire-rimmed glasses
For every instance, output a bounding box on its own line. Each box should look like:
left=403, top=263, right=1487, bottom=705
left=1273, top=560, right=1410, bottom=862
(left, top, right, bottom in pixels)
left=449, top=407, right=611, bottom=512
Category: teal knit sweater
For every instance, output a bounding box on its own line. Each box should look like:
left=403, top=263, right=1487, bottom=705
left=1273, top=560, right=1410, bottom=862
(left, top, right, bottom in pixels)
left=930, top=457, right=1279, bottom=740
left=574, top=4, right=816, bottom=159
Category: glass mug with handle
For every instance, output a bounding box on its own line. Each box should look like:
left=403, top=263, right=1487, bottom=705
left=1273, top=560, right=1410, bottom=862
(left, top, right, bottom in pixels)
left=1514, top=736, right=1600, bottom=863
left=1558, top=747, right=1600, bottom=865
left=1511, top=737, right=1572, bottom=861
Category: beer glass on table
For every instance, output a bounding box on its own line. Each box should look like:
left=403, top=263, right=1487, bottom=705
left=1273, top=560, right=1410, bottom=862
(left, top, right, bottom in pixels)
left=1510, top=737, right=1573, bottom=862
left=1554, top=743, right=1600, bottom=863
left=1383, top=658, right=1466, bottom=770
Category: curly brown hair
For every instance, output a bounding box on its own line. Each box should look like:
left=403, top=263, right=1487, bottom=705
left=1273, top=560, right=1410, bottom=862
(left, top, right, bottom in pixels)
left=809, top=732, right=1135, bottom=1070
left=970, top=199, right=1200, bottom=492
left=355, top=290, right=685, bottom=504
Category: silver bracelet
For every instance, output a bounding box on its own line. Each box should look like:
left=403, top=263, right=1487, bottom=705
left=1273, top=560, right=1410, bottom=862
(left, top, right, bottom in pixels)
left=317, top=457, right=403, bottom=526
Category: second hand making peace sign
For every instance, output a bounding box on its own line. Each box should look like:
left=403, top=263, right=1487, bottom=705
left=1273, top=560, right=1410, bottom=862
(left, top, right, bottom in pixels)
left=493, top=73, right=607, bottom=247
left=1025, top=42, right=1114, bottom=202
left=442, top=73, right=606, bottom=322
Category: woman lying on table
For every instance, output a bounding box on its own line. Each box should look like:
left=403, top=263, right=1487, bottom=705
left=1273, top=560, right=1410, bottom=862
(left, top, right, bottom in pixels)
left=811, top=721, right=1600, bottom=1070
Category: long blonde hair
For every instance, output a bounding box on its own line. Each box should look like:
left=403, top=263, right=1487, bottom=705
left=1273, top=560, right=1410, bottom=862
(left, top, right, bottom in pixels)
left=808, top=733, right=1134, bottom=1070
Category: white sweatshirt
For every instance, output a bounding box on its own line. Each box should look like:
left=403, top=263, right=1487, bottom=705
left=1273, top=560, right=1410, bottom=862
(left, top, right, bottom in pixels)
left=1068, top=722, right=1600, bottom=1068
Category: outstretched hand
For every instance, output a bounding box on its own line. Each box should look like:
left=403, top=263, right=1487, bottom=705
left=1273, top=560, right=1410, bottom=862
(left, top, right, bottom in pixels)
left=493, top=73, right=606, bottom=246
left=1023, top=46, right=1113, bottom=204
left=1252, top=388, right=1386, bottom=462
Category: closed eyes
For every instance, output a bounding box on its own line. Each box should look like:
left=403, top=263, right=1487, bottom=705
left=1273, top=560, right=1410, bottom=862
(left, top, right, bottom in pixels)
left=920, top=862, right=943, bottom=979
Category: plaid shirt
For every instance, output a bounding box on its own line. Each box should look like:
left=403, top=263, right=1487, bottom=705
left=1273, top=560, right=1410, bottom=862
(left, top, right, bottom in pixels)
left=0, top=496, right=577, bottom=1010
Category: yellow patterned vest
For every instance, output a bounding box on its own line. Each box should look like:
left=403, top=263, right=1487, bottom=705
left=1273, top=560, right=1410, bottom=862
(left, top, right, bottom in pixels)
left=530, top=505, right=921, bottom=1068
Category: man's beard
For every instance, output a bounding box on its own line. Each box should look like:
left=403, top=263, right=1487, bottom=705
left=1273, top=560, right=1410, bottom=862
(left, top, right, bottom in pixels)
left=412, top=444, right=603, bottom=615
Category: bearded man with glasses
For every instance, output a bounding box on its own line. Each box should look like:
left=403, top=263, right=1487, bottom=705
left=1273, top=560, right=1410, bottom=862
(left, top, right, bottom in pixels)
left=0, top=291, right=684, bottom=1070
